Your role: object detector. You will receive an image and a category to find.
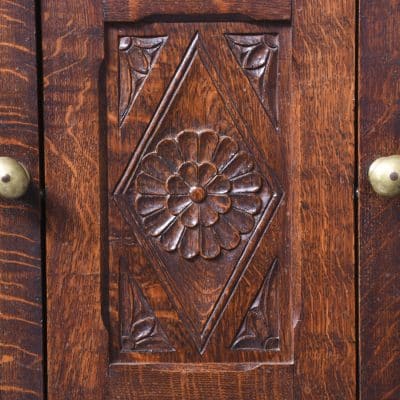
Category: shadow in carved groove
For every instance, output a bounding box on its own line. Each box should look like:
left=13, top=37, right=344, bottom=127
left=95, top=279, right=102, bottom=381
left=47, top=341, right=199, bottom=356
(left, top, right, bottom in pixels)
left=119, top=36, right=168, bottom=126
left=119, top=256, right=175, bottom=352
left=226, top=34, right=279, bottom=131
left=231, top=258, right=280, bottom=351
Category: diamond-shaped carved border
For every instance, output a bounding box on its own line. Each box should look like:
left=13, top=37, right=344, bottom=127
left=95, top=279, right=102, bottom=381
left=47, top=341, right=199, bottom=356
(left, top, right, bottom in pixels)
left=114, top=33, right=284, bottom=353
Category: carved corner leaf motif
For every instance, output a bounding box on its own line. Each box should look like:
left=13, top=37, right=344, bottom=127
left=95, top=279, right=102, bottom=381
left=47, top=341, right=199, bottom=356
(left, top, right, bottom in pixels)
left=231, top=259, right=280, bottom=351
left=134, top=129, right=263, bottom=260
left=120, top=257, right=174, bottom=352
left=226, top=34, right=279, bottom=131
left=119, top=36, right=167, bottom=126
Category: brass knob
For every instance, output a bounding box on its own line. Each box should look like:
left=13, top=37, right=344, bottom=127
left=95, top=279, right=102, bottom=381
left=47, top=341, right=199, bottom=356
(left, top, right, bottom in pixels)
left=368, top=155, right=400, bottom=198
left=0, top=157, right=30, bottom=199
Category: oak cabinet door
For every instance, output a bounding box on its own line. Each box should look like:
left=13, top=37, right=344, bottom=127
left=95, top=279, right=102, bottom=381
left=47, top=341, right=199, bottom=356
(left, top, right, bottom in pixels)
left=42, top=1, right=356, bottom=399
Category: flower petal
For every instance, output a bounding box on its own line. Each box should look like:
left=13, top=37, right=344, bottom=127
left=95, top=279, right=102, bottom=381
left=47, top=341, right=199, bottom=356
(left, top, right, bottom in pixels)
left=141, top=153, right=172, bottom=181
left=156, top=138, right=182, bottom=172
left=135, top=194, right=166, bottom=216
left=231, top=194, right=262, bottom=215
left=199, top=202, right=219, bottom=226
left=180, top=203, right=199, bottom=227
left=143, top=209, right=175, bottom=236
left=213, top=136, right=239, bottom=171
left=223, top=208, right=255, bottom=233
left=167, top=175, right=189, bottom=195
left=200, top=226, right=221, bottom=259
left=213, top=218, right=241, bottom=250
left=231, top=172, right=262, bottom=193
left=207, top=194, right=231, bottom=214
left=179, top=227, right=200, bottom=259
left=206, top=174, right=231, bottom=194
left=177, top=130, right=198, bottom=162
left=136, top=172, right=167, bottom=195
left=160, top=220, right=185, bottom=251
left=167, top=195, right=191, bottom=215
left=222, top=151, right=254, bottom=179
left=178, top=161, right=198, bottom=186
left=198, top=162, right=217, bottom=186
left=198, top=130, right=219, bottom=162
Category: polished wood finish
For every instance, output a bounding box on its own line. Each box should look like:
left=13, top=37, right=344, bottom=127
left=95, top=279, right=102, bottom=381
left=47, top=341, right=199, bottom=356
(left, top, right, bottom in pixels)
left=359, top=1, right=400, bottom=398
left=107, top=23, right=293, bottom=369
left=103, top=0, right=292, bottom=22
left=2, top=1, right=398, bottom=398
left=108, top=364, right=293, bottom=400
left=43, top=0, right=357, bottom=399
left=0, top=1, right=43, bottom=399
left=42, top=1, right=107, bottom=399
left=293, top=1, right=357, bottom=398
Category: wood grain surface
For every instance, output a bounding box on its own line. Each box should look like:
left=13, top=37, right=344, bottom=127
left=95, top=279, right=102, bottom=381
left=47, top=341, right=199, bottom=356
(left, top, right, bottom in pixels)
left=0, top=1, right=43, bottom=399
left=41, top=1, right=108, bottom=399
left=293, top=0, right=357, bottom=398
left=108, top=364, right=293, bottom=400
left=107, top=22, right=293, bottom=370
left=103, top=0, right=292, bottom=22
left=43, top=0, right=357, bottom=398
left=359, top=1, right=400, bottom=398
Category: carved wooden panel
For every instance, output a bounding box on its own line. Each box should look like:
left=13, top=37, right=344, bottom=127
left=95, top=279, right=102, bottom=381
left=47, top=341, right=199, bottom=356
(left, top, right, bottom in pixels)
left=42, top=0, right=360, bottom=396
left=106, top=22, right=293, bottom=365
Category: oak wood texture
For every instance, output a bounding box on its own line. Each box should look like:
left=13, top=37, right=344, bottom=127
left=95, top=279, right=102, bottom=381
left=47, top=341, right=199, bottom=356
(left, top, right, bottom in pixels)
left=43, top=0, right=356, bottom=398
left=359, top=1, right=400, bottom=398
left=42, top=1, right=108, bottom=399
left=292, top=1, right=356, bottom=398
left=103, top=0, right=292, bottom=22
left=108, top=364, right=293, bottom=400
left=107, top=23, right=293, bottom=369
left=0, top=1, right=43, bottom=399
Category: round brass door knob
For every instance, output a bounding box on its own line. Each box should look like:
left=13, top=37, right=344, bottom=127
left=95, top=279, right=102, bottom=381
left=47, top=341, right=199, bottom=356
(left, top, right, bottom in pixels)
left=368, top=155, right=400, bottom=198
left=0, top=157, right=30, bottom=200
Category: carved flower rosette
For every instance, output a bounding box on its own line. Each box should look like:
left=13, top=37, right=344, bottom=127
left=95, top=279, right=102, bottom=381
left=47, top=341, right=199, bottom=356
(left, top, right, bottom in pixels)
left=134, top=129, right=263, bottom=260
